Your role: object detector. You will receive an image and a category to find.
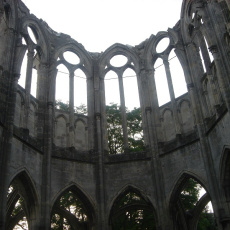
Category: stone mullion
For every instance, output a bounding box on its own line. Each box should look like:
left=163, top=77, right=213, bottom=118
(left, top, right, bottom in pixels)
left=163, top=60, right=181, bottom=134
left=185, top=44, right=223, bottom=229
left=87, top=77, right=94, bottom=151
left=118, top=73, right=129, bottom=151
left=24, top=49, right=34, bottom=129
left=69, top=71, right=75, bottom=147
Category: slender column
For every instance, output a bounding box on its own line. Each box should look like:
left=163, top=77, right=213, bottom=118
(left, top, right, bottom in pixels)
left=69, top=71, right=74, bottom=147
left=93, top=60, right=106, bottom=229
left=24, top=49, right=34, bottom=129
left=163, top=60, right=181, bottom=134
left=118, top=73, right=129, bottom=151
left=40, top=66, right=56, bottom=230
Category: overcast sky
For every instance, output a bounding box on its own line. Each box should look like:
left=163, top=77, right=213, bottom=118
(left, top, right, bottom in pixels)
left=22, top=0, right=183, bottom=52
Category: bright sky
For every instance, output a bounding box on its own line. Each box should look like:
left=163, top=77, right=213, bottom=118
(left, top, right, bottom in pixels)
left=19, top=0, right=189, bottom=109
left=22, top=0, right=183, bottom=52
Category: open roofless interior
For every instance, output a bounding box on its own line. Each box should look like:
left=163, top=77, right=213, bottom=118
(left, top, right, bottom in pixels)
left=1, top=0, right=230, bottom=229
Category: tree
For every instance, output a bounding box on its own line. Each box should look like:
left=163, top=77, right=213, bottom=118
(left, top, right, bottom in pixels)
left=55, top=100, right=87, bottom=115
left=106, top=103, right=144, bottom=154
left=51, top=190, right=88, bottom=229
left=111, top=192, right=156, bottom=230
left=179, top=178, right=217, bottom=230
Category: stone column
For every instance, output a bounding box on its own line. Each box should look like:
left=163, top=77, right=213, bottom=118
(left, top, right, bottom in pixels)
left=118, top=72, right=129, bottom=151
left=69, top=71, right=74, bottom=147
left=93, top=60, right=106, bottom=230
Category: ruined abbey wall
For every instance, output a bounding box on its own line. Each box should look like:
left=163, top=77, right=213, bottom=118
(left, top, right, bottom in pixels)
left=1, top=0, right=230, bottom=229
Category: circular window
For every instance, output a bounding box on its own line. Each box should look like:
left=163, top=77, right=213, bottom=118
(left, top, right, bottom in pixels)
left=27, top=26, right=38, bottom=44
left=156, top=37, right=170, bottom=53
left=63, top=51, right=80, bottom=65
left=110, top=55, right=128, bottom=67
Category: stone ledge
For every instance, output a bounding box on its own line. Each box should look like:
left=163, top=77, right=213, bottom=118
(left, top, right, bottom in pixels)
left=52, top=146, right=97, bottom=163
left=158, top=131, right=199, bottom=155
left=104, top=151, right=151, bottom=164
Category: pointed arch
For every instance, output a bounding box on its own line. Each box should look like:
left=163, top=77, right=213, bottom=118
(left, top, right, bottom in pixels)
left=109, top=184, right=157, bottom=229
left=99, top=43, right=140, bottom=74
left=169, top=171, right=208, bottom=206
left=53, top=43, right=92, bottom=79
left=169, top=171, right=213, bottom=230
left=7, top=169, right=39, bottom=229
left=51, top=184, right=96, bottom=229
left=220, top=147, right=230, bottom=201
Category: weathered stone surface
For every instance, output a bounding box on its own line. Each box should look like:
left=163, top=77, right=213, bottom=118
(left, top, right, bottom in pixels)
left=1, top=0, right=230, bottom=229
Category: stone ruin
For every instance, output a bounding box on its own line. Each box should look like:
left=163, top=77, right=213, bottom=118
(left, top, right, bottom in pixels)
left=0, top=0, right=230, bottom=229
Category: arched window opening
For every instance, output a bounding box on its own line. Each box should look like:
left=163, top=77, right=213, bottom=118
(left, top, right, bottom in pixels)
left=110, top=54, right=128, bottom=67
left=168, top=49, right=187, bottom=98
left=18, top=49, right=38, bottom=98
left=173, top=178, right=216, bottom=230
left=110, top=190, right=156, bottom=230
left=56, top=64, right=69, bottom=111
left=154, top=58, right=170, bottom=106
left=30, top=51, right=38, bottom=98
left=7, top=185, right=29, bottom=230
left=51, top=189, right=93, bottom=229
left=6, top=172, right=38, bottom=230
left=74, top=68, right=87, bottom=114
left=123, top=68, right=144, bottom=152
left=27, top=26, right=38, bottom=44
left=63, top=51, right=80, bottom=65
left=104, top=70, right=120, bottom=106
left=123, top=68, right=139, bottom=109
left=18, top=50, right=27, bottom=88
left=156, top=37, right=170, bottom=53
left=105, top=71, right=123, bottom=154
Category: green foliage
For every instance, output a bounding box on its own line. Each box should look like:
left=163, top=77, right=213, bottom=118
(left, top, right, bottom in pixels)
left=56, top=100, right=70, bottom=111
left=112, top=192, right=156, bottom=230
left=106, top=103, right=144, bottom=154
left=198, top=212, right=216, bottom=230
left=180, top=178, right=202, bottom=211
left=180, top=179, right=217, bottom=230
left=51, top=191, right=88, bottom=229
left=55, top=100, right=87, bottom=115
left=75, top=103, right=87, bottom=115
left=106, top=103, right=124, bottom=154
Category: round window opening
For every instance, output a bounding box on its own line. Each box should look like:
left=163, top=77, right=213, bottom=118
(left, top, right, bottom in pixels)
left=156, top=37, right=170, bottom=53
left=27, top=26, right=38, bottom=44
left=110, top=55, right=128, bottom=67
left=63, top=51, right=80, bottom=65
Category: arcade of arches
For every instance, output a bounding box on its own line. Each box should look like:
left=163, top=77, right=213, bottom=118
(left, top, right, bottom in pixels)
left=0, top=0, right=230, bottom=229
